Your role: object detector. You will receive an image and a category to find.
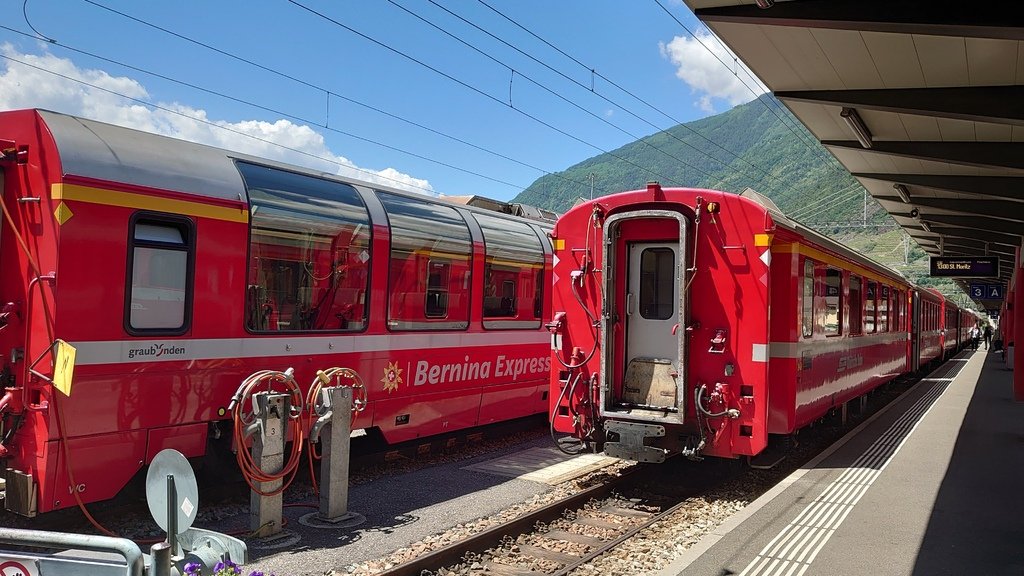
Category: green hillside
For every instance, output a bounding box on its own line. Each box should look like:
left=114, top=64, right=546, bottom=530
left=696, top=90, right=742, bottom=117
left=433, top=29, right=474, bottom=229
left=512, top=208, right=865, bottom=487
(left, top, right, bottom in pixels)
left=513, top=94, right=968, bottom=304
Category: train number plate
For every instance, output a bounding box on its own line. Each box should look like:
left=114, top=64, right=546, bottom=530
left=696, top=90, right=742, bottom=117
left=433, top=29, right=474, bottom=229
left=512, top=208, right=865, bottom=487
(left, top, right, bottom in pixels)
left=0, top=557, right=40, bottom=576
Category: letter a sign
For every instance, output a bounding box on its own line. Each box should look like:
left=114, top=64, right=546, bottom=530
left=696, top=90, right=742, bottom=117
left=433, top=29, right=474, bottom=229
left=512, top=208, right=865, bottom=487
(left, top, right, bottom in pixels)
left=969, top=284, right=1003, bottom=300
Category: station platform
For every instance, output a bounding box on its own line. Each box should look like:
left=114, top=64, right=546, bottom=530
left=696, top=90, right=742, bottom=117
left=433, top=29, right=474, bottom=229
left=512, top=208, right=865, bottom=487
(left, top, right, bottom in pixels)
left=659, top=347, right=1024, bottom=576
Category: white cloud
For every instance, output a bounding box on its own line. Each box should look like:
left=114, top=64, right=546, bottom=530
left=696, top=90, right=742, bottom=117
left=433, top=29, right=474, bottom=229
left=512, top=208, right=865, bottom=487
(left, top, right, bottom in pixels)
left=658, top=30, right=767, bottom=113
left=0, top=44, right=434, bottom=194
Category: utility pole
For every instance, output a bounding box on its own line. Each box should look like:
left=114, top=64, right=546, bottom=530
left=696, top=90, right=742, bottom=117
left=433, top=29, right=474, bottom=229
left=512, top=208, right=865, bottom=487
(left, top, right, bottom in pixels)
left=863, top=189, right=867, bottom=227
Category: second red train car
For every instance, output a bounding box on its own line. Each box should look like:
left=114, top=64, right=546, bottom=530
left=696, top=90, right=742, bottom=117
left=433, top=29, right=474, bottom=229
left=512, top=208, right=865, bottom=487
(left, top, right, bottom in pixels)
left=548, top=183, right=960, bottom=463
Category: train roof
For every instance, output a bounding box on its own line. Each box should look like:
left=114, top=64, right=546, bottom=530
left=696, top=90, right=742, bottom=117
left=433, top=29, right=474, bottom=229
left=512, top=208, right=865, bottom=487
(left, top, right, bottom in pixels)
left=738, top=187, right=911, bottom=287
left=561, top=184, right=911, bottom=287
left=28, top=109, right=552, bottom=226
left=39, top=109, right=244, bottom=202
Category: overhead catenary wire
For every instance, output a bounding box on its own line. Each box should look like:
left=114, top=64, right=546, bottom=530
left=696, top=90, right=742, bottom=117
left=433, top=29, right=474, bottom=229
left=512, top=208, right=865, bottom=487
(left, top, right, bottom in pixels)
left=387, top=0, right=733, bottom=190
left=72, top=0, right=834, bottom=203
left=0, top=51, right=485, bottom=195
left=0, top=25, right=578, bottom=196
left=30, top=1, right=858, bottom=204
left=81, top=0, right=678, bottom=197
left=786, top=182, right=865, bottom=221
left=471, top=0, right=777, bottom=183
left=790, top=192, right=869, bottom=227
left=423, top=0, right=775, bottom=190
left=75, top=1, right=599, bottom=196
left=652, top=0, right=845, bottom=172
left=285, top=0, right=695, bottom=191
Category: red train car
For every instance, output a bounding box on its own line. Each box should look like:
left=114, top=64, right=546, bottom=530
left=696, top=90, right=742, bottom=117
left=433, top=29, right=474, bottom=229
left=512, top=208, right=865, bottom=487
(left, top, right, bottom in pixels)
left=914, top=288, right=944, bottom=368
left=937, top=289, right=960, bottom=359
left=0, top=109, right=553, bottom=515
left=548, top=184, right=943, bottom=463
left=958, top=307, right=983, bottom=348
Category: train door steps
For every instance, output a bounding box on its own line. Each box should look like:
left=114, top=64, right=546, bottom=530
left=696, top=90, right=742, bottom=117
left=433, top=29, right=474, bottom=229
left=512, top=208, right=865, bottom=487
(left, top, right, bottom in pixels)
left=462, top=446, right=618, bottom=485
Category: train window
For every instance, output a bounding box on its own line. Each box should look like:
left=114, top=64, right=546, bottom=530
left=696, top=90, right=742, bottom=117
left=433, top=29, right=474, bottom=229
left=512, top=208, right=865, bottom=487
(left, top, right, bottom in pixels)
left=879, top=286, right=890, bottom=332
left=864, top=281, right=876, bottom=333
left=380, top=192, right=471, bottom=330
left=824, top=268, right=842, bottom=336
left=239, top=162, right=371, bottom=333
left=801, top=260, right=814, bottom=338
left=127, top=218, right=192, bottom=333
left=639, top=247, right=675, bottom=320
left=849, top=275, right=863, bottom=335
left=473, top=212, right=545, bottom=329
left=898, top=290, right=904, bottom=331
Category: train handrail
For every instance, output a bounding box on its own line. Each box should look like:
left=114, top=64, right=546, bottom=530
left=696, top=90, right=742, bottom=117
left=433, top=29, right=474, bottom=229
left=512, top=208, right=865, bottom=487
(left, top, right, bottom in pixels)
left=0, top=527, right=145, bottom=576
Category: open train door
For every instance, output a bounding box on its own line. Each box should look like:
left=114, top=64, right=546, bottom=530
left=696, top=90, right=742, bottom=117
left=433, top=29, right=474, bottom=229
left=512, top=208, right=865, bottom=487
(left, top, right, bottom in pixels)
left=599, top=210, right=688, bottom=462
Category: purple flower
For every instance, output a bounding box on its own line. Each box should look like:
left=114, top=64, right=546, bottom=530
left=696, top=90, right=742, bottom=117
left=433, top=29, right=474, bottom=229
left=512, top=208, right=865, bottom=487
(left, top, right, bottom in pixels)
left=183, top=563, right=202, bottom=576
left=212, top=560, right=242, bottom=575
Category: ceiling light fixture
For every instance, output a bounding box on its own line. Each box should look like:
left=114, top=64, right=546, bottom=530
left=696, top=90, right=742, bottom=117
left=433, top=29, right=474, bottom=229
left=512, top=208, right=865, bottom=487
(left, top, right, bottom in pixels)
left=755, top=0, right=775, bottom=8
left=840, top=107, right=873, bottom=149
left=921, top=221, right=932, bottom=233
left=893, top=183, right=911, bottom=203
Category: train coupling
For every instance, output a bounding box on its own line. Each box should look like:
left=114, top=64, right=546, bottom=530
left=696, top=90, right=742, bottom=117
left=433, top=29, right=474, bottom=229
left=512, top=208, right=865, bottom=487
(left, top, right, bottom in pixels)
left=602, top=421, right=668, bottom=463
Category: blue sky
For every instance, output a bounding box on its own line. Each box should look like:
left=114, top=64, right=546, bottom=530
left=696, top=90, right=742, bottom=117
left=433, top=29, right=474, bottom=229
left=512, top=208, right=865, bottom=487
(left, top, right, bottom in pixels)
left=0, top=0, right=766, bottom=201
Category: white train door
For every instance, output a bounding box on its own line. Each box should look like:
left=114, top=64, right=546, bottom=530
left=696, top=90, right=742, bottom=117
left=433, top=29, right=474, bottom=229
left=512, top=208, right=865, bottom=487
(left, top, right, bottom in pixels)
left=626, top=243, right=679, bottom=367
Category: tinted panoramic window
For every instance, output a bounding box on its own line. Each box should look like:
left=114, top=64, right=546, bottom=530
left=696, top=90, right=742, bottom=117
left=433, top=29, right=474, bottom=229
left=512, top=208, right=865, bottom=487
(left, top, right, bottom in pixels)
left=239, top=162, right=371, bottom=332
left=378, top=192, right=471, bottom=330
left=473, top=212, right=545, bottom=329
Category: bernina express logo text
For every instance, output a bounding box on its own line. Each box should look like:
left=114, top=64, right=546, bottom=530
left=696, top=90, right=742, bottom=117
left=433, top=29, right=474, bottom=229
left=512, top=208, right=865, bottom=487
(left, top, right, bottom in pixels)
left=127, top=343, right=187, bottom=359
left=412, top=354, right=551, bottom=386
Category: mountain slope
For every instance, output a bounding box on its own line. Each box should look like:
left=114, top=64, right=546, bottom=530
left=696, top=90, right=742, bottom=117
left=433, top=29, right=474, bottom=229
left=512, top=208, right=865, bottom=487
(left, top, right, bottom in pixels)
left=514, top=94, right=880, bottom=228
left=513, top=94, right=965, bottom=301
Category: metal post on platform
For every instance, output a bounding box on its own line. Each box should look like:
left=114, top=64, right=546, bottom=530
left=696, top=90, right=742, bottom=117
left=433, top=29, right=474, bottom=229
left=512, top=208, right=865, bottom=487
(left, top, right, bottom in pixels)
left=250, top=392, right=289, bottom=538
left=301, top=385, right=366, bottom=529
left=150, top=541, right=172, bottom=576
left=165, top=474, right=178, bottom=555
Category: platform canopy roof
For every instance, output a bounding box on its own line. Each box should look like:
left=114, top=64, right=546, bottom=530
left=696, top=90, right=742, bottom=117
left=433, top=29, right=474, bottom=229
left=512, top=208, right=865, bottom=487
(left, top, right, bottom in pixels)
left=682, top=0, right=1023, bottom=313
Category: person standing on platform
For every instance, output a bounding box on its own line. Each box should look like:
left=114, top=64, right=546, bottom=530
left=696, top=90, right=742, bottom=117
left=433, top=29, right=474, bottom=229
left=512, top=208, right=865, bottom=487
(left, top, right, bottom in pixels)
left=969, top=324, right=980, bottom=351
left=983, top=324, right=993, bottom=350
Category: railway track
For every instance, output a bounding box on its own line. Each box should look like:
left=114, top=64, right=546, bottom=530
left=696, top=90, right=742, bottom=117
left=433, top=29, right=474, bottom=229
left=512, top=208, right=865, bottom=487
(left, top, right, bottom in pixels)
left=365, top=373, right=926, bottom=576
left=372, top=458, right=736, bottom=576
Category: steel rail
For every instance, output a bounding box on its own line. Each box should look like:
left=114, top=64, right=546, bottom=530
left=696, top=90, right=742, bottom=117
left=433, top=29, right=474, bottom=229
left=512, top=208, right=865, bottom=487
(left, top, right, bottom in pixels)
left=376, top=465, right=647, bottom=576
